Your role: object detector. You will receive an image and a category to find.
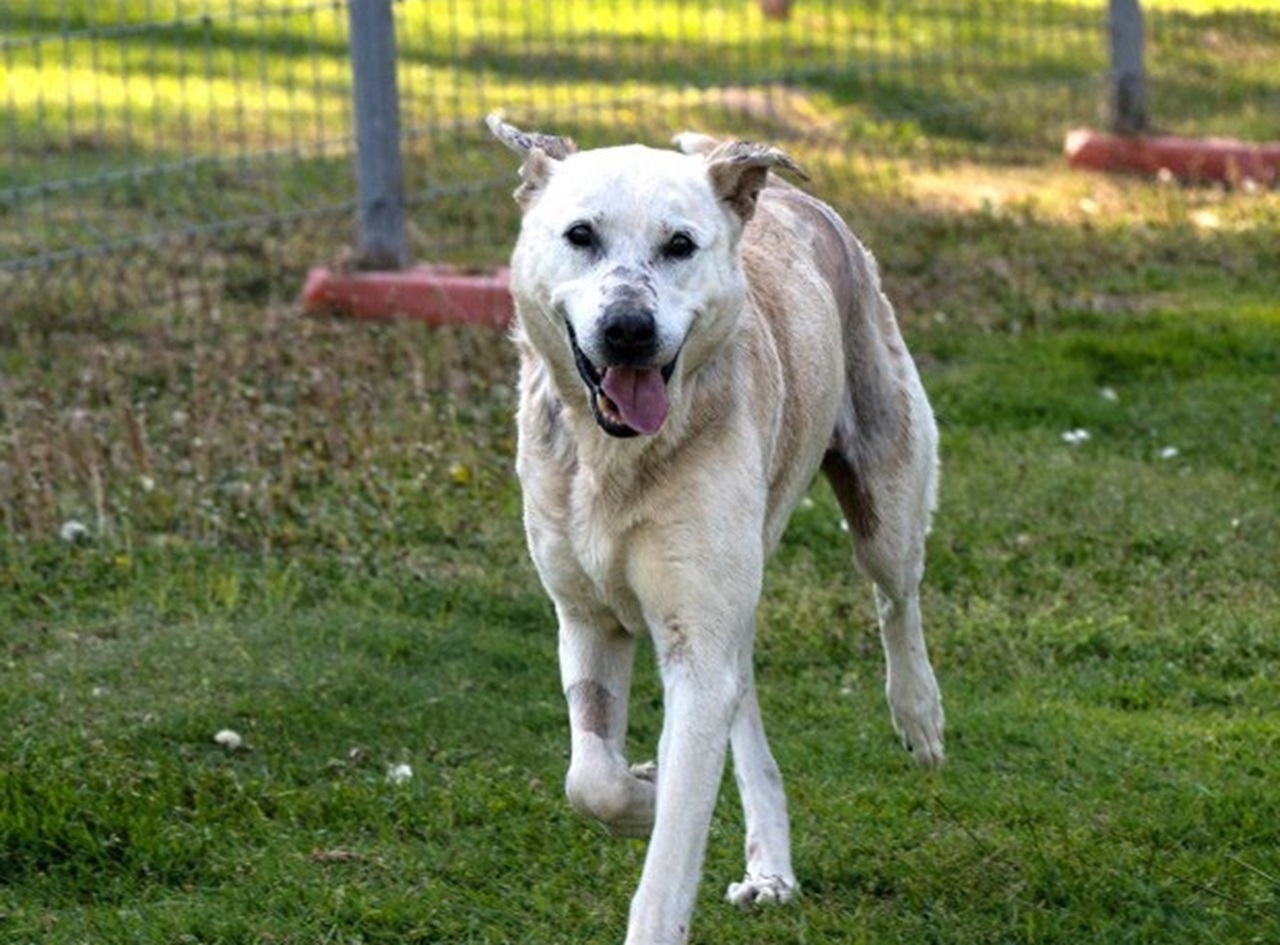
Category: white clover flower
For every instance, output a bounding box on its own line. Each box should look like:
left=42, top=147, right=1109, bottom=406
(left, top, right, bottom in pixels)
left=386, top=763, right=414, bottom=785
left=59, top=519, right=90, bottom=542
left=214, top=729, right=244, bottom=751
left=1159, top=446, right=1179, bottom=460
left=1061, top=429, right=1091, bottom=446
left=1099, top=387, right=1119, bottom=403
left=1191, top=210, right=1220, bottom=231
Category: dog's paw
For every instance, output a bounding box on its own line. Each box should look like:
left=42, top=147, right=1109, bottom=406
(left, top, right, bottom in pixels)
left=629, top=760, right=657, bottom=782
left=887, top=669, right=946, bottom=770
left=599, top=761, right=657, bottom=839
left=726, top=873, right=798, bottom=909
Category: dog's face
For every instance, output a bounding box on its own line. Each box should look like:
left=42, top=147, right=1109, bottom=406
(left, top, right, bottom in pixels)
left=489, top=117, right=801, bottom=438
left=510, top=144, right=743, bottom=438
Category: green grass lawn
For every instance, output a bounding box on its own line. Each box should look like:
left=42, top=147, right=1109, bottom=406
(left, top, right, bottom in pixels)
left=2, top=165, right=1278, bottom=942
left=3, top=1, right=1279, bottom=941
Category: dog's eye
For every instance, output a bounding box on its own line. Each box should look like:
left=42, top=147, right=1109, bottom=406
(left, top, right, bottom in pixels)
left=662, top=232, right=697, bottom=261
left=564, top=223, right=597, bottom=250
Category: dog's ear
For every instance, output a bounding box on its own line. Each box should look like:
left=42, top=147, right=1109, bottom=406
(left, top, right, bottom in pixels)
left=672, top=131, right=719, bottom=156
left=486, top=113, right=577, bottom=160
left=704, top=140, right=807, bottom=222
left=486, top=113, right=578, bottom=209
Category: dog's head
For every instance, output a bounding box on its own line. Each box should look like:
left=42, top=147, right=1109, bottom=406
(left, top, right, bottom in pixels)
left=488, top=114, right=803, bottom=439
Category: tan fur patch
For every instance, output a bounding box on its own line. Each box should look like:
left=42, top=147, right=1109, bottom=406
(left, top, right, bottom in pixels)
left=567, top=680, right=613, bottom=738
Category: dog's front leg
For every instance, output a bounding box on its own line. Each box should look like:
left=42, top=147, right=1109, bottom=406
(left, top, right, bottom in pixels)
left=725, top=648, right=797, bottom=907
left=559, top=605, right=657, bottom=837
left=625, top=612, right=749, bottom=945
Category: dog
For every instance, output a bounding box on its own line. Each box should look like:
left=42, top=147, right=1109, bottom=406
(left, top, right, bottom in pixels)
left=487, top=114, right=944, bottom=945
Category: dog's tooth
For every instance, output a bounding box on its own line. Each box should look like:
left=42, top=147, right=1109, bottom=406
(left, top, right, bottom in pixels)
left=597, top=391, right=621, bottom=422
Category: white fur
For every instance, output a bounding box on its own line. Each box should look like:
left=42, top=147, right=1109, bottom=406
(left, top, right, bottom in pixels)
left=490, top=116, right=943, bottom=945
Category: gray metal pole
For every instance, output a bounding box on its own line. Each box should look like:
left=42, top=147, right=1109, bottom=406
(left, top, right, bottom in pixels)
left=347, top=0, right=408, bottom=270
left=1109, top=0, right=1149, bottom=135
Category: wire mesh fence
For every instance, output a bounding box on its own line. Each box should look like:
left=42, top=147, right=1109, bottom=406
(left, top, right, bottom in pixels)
left=2, top=1, right=1276, bottom=322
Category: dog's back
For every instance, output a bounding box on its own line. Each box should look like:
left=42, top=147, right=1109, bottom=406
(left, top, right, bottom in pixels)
left=723, top=177, right=937, bottom=555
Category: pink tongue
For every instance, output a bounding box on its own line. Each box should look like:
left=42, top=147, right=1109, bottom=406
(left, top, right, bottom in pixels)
left=601, top=366, right=669, bottom=434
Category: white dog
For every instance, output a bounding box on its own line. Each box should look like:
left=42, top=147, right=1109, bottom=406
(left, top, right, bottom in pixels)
left=487, top=114, right=944, bottom=945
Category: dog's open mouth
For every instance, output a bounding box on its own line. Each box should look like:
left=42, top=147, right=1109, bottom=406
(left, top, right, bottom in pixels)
left=566, top=322, right=676, bottom=438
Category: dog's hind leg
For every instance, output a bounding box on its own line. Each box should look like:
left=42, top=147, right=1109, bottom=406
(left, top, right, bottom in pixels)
left=725, top=647, right=798, bottom=908
left=823, top=387, right=945, bottom=769
left=560, top=608, right=657, bottom=837
left=871, top=576, right=944, bottom=769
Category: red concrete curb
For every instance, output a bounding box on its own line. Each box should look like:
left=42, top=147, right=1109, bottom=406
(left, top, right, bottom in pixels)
left=1065, top=128, right=1280, bottom=185
left=301, top=264, right=513, bottom=327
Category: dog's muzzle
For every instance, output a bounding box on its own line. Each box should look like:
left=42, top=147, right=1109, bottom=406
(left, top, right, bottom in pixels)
left=566, top=315, right=676, bottom=438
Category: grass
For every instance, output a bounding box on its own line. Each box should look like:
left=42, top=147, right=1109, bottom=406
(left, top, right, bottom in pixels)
left=3, top=1, right=1280, bottom=942
left=4, top=0, right=1277, bottom=296
left=3, top=163, right=1279, bottom=942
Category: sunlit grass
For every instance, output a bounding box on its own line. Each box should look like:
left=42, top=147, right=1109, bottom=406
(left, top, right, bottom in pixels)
left=4, top=0, right=1273, bottom=239
left=2, top=167, right=1277, bottom=940
left=6, top=62, right=350, bottom=153
left=3, top=7, right=1279, bottom=935
left=14, top=0, right=1273, bottom=186
left=2, top=4, right=1278, bottom=943
left=1147, top=0, right=1279, bottom=10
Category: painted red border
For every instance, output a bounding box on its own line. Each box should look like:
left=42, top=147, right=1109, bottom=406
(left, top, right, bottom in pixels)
left=1065, top=128, right=1280, bottom=185
left=301, top=264, right=513, bottom=327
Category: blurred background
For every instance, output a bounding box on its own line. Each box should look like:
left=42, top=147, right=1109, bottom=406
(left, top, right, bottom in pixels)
left=4, top=0, right=1276, bottom=321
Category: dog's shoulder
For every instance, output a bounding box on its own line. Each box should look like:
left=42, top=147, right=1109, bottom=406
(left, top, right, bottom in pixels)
left=747, top=181, right=885, bottom=310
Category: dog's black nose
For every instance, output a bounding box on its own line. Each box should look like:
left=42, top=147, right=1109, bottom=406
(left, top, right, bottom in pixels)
left=600, top=306, right=658, bottom=364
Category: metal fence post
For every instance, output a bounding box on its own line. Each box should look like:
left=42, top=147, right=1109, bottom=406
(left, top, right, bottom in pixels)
left=1109, top=0, right=1149, bottom=135
left=347, top=0, right=408, bottom=270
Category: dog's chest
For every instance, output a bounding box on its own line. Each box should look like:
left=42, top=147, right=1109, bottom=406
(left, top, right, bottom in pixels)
left=565, top=486, right=648, bottom=633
